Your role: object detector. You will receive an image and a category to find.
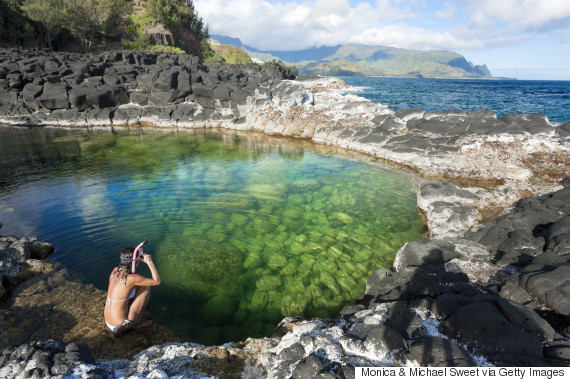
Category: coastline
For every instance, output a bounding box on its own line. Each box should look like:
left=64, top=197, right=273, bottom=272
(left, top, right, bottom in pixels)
left=1, top=48, right=570, bottom=377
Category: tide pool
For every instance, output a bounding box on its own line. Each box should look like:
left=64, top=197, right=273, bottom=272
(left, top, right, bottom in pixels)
left=0, top=127, right=424, bottom=345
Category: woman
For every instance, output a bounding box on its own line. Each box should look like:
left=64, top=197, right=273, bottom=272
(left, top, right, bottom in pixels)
left=104, top=246, right=161, bottom=334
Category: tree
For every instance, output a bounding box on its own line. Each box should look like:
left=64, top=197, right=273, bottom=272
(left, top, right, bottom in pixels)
left=142, top=0, right=209, bottom=56
left=21, top=0, right=65, bottom=51
left=98, top=0, right=131, bottom=39
left=64, top=0, right=108, bottom=52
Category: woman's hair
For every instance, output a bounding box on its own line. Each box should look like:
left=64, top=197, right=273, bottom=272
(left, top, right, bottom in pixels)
left=112, top=247, right=135, bottom=284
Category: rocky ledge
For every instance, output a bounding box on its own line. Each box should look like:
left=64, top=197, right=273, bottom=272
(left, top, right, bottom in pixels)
left=1, top=49, right=570, bottom=377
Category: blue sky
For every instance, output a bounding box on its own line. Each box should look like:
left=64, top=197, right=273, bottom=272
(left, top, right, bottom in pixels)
left=194, top=0, right=570, bottom=80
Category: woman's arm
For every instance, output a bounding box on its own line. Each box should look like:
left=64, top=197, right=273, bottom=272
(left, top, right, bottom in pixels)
left=132, top=254, right=161, bottom=286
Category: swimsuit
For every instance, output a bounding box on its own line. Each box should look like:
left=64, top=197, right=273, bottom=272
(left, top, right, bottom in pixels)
left=105, top=289, right=136, bottom=333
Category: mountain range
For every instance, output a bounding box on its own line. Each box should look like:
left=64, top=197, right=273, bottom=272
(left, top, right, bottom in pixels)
left=211, top=34, right=493, bottom=79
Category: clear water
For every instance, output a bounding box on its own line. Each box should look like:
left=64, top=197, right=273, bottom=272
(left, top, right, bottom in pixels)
left=343, top=77, right=570, bottom=122
left=0, top=126, right=423, bottom=345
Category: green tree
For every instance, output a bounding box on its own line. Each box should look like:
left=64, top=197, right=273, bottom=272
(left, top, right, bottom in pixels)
left=21, top=0, right=65, bottom=51
left=64, top=0, right=109, bottom=52
left=0, top=0, right=32, bottom=46
left=98, top=0, right=131, bottom=39
left=143, top=0, right=209, bottom=56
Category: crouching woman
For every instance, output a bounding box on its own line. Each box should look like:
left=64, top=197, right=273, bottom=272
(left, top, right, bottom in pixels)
left=104, top=247, right=161, bottom=334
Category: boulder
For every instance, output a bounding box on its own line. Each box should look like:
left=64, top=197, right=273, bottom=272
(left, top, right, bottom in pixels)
left=153, top=68, right=179, bottom=92
left=363, top=325, right=407, bottom=354
left=393, top=239, right=463, bottom=270
left=37, top=82, right=70, bottom=110
left=514, top=255, right=570, bottom=317
left=69, top=86, right=95, bottom=111
left=442, top=301, right=545, bottom=364
left=85, top=85, right=129, bottom=109
left=406, top=336, right=475, bottom=366
left=22, top=83, right=43, bottom=110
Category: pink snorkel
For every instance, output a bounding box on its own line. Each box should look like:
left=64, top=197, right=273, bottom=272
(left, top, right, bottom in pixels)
left=132, top=239, right=148, bottom=273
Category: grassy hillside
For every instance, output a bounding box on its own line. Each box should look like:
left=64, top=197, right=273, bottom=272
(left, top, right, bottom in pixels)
left=299, top=44, right=492, bottom=78
left=300, top=59, right=381, bottom=77
left=209, top=45, right=253, bottom=64
left=194, top=35, right=494, bottom=79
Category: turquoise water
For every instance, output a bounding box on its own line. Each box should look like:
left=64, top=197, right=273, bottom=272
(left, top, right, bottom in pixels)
left=0, top=126, right=423, bottom=345
left=343, top=77, right=570, bottom=122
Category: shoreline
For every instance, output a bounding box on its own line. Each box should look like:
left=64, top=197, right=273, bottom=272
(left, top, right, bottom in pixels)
left=1, top=48, right=570, bottom=376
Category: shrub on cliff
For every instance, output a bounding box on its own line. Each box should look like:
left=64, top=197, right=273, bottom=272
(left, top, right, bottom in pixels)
left=140, top=0, right=208, bottom=56
left=7, top=0, right=210, bottom=57
left=206, top=45, right=253, bottom=64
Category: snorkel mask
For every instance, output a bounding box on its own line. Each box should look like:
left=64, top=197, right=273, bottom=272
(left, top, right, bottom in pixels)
left=132, top=239, right=148, bottom=273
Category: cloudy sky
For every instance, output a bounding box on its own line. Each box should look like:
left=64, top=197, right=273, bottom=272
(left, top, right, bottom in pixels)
left=194, top=0, right=570, bottom=80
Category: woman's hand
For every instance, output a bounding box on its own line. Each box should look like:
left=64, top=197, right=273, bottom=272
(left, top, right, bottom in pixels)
left=141, top=253, right=153, bottom=264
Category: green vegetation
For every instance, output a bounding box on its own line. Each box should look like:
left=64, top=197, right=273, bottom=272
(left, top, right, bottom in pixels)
left=273, top=59, right=299, bottom=76
left=19, top=0, right=65, bottom=51
left=148, top=44, right=185, bottom=54
left=297, top=44, right=492, bottom=78
left=205, top=44, right=252, bottom=64
left=1, top=0, right=210, bottom=56
left=0, top=0, right=36, bottom=47
left=123, top=0, right=210, bottom=56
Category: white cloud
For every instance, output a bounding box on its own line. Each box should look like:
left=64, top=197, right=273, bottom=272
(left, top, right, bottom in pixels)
left=436, top=1, right=455, bottom=20
left=194, top=0, right=570, bottom=52
left=349, top=24, right=485, bottom=50
left=465, top=0, right=570, bottom=32
left=195, top=0, right=418, bottom=50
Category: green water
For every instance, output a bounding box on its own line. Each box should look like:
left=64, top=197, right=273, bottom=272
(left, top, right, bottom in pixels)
left=0, top=126, right=423, bottom=345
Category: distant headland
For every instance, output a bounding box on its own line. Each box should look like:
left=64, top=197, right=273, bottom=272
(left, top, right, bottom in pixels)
left=212, top=34, right=497, bottom=79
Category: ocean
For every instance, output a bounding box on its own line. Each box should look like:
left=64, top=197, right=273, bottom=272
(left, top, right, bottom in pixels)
left=342, top=77, right=570, bottom=123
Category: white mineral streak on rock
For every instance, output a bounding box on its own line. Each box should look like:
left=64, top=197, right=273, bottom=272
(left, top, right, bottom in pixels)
left=444, top=258, right=508, bottom=285
left=411, top=307, right=446, bottom=339
left=410, top=307, right=493, bottom=367
left=392, top=243, right=408, bottom=272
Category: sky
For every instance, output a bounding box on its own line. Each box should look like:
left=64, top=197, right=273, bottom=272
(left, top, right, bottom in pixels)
left=193, top=0, right=570, bottom=80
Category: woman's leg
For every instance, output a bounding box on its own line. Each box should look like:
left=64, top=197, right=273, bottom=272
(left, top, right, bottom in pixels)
left=127, top=286, right=151, bottom=325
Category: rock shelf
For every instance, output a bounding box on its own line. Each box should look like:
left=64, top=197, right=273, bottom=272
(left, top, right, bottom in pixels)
left=1, top=49, right=570, bottom=377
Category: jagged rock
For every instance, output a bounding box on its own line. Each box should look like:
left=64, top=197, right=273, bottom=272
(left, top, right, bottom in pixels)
left=512, top=254, right=570, bottom=317
left=0, top=340, right=99, bottom=379
left=406, top=336, right=475, bottom=366
left=85, top=85, right=129, bottom=109
left=393, top=239, right=464, bottom=270
left=69, top=86, right=95, bottom=111
left=542, top=215, right=570, bottom=254
left=544, top=341, right=570, bottom=361
left=466, top=185, right=570, bottom=266
left=442, top=301, right=545, bottom=364
left=36, top=82, right=70, bottom=110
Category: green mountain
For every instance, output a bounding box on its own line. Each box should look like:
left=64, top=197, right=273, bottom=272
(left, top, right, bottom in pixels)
left=211, top=35, right=493, bottom=79
left=299, top=44, right=492, bottom=78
